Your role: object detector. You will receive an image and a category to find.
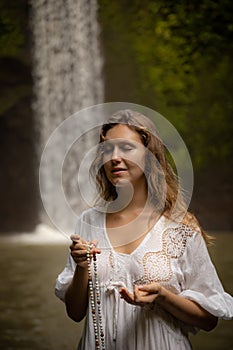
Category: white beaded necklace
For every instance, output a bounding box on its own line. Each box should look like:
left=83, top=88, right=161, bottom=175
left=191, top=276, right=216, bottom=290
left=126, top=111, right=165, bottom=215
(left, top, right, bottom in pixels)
left=87, top=244, right=105, bottom=350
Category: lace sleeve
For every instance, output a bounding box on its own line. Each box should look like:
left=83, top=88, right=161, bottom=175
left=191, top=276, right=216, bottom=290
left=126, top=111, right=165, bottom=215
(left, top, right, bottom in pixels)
left=179, top=232, right=233, bottom=320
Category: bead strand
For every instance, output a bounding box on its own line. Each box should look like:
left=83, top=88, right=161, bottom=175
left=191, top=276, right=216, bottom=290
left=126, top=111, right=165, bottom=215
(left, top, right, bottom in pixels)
left=93, top=253, right=105, bottom=350
left=87, top=244, right=105, bottom=350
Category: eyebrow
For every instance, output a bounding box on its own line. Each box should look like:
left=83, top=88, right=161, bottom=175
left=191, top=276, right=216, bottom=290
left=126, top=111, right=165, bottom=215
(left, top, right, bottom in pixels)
left=103, top=139, right=138, bottom=146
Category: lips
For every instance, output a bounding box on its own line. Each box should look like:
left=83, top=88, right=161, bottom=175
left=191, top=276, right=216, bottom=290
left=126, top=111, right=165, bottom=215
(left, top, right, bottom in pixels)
left=111, top=167, right=127, bottom=174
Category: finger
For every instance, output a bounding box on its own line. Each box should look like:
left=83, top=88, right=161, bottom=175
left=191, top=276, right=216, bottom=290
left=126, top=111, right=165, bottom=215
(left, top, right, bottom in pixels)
left=120, top=288, right=146, bottom=307
left=119, top=288, right=135, bottom=304
left=121, top=293, right=135, bottom=305
left=134, top=285, right=141, bottom=303
left=120, top=287, right=133, bottom=298
left=70, top=234, right=81, bottom=242
left=138, top=294, right=157, bottom=304
left=70, top=235, right=91, bottom=249
left=90, top=239, right=98, bottom=247
left=70, top=247, right=86, bottom=260
left=138, top=283, right=160, bottom=293
left=70, top=241, right=87, bottom=252
left=133, top=285, right=148, bottom=305
left=90, top=239, right=101, bottom=254
left=70, top=235, right=91, bottom=248
left=70, top=252, right=86, bottom=263
left=70, top=237, right=84, bottom=250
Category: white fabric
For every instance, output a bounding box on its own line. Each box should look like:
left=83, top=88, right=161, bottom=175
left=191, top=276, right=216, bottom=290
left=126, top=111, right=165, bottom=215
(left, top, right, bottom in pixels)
left=55, top=208, right=233, bottom=350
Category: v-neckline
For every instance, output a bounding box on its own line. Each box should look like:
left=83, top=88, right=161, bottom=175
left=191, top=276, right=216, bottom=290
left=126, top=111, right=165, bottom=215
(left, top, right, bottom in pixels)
left=103, top=212, right=164, bottom=257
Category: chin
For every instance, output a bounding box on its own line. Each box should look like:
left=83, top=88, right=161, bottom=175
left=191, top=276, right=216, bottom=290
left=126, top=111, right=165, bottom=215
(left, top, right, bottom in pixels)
left=113, top=178, right=131, bottom=187
left=108, top=174, right=133, bottom=187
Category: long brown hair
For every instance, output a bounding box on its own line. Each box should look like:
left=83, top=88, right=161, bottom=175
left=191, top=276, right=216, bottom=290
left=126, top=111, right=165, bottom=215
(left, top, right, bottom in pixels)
left=90, top=109, right=212, bottom=244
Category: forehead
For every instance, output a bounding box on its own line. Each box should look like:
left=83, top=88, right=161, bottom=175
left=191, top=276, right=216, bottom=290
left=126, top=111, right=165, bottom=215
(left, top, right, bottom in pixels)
left=104, top=124, right=142, bottom=143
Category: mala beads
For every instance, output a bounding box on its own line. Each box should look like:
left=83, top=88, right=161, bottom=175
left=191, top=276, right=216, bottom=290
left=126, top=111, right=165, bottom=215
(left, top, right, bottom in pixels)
left=87, top=244, right=105, bottom=350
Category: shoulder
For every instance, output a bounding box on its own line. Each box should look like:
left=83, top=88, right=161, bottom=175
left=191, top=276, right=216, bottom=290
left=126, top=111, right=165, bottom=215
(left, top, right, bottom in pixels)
left=76, top=207, right=104, bottom=227
left=80, top=207, right=104, bottom=221
left=162, top=211, right=209, bottom=246
left=161, top=220, right=203, bottom=259
left=162, top=213, right=200, bottom=236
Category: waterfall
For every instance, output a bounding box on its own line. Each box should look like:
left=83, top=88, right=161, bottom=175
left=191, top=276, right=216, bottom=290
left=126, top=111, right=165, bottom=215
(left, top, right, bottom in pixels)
left=31, top=0, right=104, bottom=235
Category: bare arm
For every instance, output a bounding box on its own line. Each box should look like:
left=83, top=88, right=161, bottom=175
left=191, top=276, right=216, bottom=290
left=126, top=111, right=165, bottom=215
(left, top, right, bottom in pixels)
left=65, top=265, right=89, bottom=322
left=155, top=286, right=217, bottom=331
left=65, top=235, right=101, bottom=323
left=120, top=283, right=218, bottom=331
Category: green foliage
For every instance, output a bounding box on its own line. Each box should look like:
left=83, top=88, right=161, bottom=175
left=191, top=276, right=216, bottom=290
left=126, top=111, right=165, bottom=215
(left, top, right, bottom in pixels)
left=0, top=0, right=31, bottom=116
left=0, top=0, right=28, bottom=59
left=99, top=0, right=233, bottom=170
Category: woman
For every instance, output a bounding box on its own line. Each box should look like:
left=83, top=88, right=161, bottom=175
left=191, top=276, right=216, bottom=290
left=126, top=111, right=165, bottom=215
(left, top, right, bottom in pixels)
left=55, top=109, right=233, bottom=349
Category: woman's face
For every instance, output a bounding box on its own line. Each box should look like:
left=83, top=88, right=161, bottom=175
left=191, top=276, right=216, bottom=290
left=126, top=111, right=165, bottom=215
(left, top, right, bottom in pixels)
left=102, top=124, right=147, bottom=188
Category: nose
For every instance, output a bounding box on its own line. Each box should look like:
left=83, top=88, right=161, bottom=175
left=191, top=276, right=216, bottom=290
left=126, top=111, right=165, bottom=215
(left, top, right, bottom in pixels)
left=111, top=145, right=121, bottom=161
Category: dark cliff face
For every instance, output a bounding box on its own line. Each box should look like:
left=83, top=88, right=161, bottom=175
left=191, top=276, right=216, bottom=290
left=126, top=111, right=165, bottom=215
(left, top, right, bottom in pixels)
left=0, top=57, right=39, bottom=232
left=0, top=2, right=40, bottom=232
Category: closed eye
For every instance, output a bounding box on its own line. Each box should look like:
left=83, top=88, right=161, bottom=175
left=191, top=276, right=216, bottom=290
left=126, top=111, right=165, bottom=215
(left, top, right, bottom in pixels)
left=102, top=144, right=114, bottom=154
left=120, top=144, right=134, bottom=152
left=102, top=142, right=136, bottom=154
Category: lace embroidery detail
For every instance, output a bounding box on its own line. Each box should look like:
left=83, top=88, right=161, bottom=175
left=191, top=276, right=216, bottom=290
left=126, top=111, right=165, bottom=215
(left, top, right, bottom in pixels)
left=108, top=250, right=122, bottom=280
left=143, top=252, right=172, bottom=282
left=164, top=224, right=194, bottom=259
left=135, top=225, right=195, bottom=285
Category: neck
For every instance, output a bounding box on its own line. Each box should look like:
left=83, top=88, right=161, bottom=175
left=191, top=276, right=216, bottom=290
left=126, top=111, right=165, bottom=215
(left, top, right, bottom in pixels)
left=107, top=179, right=149, bottom=214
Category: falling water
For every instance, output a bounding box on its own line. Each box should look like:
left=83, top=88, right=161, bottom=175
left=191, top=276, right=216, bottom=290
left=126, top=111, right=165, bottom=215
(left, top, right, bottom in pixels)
left=30, top=0, right=104, bottom=233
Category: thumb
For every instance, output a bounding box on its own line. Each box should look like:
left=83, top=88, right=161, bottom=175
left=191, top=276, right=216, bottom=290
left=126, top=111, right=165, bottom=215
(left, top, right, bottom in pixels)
left=70, top=234, right=80, bottom=241
left=138, top=284, right=154, bottom=292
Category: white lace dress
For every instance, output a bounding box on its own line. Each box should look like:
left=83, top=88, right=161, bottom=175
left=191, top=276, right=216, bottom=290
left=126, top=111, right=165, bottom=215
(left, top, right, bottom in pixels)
left=55, top=208, right=233, bottom=350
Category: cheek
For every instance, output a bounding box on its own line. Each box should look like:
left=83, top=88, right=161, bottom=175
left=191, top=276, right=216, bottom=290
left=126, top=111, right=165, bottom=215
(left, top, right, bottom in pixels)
left=103, top=156, right=111, bottom=169
left=129, top=151, right=146, bottom=169
left=102, top=152, right=113, bottom=165
left=103, top=161, right=112, bottom=179
left=127, top=156, right=146, bottom=174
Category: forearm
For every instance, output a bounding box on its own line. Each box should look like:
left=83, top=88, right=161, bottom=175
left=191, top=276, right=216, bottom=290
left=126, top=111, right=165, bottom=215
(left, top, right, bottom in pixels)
left=65, top=265, right=89, bottom=322
left=157, top=288, right=218, bottom=331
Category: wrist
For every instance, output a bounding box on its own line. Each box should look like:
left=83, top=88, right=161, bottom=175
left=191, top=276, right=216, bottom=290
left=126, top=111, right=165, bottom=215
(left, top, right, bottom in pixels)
left=73, top=264, right=88, bottom=280
left=71, top=264, right=88, bottom=287
left=156, top=286, right=169, bottom=305
left=76, top=263, right=88, bottom=272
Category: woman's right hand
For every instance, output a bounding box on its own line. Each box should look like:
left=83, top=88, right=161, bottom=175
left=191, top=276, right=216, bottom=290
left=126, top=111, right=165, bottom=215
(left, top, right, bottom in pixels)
left=69, top=234, right=101, bottom=269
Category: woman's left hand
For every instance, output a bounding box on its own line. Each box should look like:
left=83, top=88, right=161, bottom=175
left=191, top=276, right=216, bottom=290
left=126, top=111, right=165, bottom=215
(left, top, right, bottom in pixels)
left=119, top=282, right=164, bottom=307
